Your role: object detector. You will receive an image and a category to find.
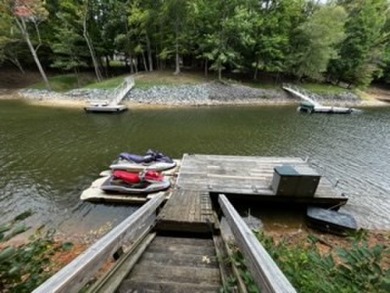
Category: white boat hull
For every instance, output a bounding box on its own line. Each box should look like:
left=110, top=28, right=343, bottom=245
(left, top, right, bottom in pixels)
left=80, top=176, right=168, bottom=203
left=84, top=104, right=127, bottom=113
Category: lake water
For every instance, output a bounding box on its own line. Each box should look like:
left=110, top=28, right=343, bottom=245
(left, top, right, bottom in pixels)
left=1, top=99, right=390, bottom=240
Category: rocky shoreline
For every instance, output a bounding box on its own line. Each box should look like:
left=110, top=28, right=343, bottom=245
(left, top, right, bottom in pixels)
left=13, top=81, right=381, bottom=107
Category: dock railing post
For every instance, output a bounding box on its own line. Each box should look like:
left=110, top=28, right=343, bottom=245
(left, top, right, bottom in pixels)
left=33, top=193, right=164, bottom=293
left=218, top=194, right=296, bottom=293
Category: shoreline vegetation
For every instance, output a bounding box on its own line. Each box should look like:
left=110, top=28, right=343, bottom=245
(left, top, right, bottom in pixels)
left=0, top=71, right=389, bottom=108
left=1, top=70, right=390, bottom=291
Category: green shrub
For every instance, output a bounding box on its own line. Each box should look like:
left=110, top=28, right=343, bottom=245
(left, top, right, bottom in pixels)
left=0, top=212, right=69, bottom=292
left=256, top=231, right=390, bottom=293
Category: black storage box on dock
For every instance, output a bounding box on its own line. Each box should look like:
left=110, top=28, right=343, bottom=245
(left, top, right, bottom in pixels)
left=271, top=165, right=320, bottom=197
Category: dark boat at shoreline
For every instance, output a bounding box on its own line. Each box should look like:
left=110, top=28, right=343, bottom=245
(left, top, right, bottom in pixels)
left=306, top=206, right=358, bottom=236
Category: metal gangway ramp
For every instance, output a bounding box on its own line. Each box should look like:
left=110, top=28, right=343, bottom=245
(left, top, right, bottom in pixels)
left=84, top=77, right=134, bottom=113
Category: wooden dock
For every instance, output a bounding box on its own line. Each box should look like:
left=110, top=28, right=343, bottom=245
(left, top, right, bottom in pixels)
left=35, top=154, right=349, bottom=293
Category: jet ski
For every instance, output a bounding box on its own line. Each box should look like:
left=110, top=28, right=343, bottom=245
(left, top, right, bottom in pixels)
left=109, top=149, right=176, bottom=172
left=101, top=170, right=171, bottom=194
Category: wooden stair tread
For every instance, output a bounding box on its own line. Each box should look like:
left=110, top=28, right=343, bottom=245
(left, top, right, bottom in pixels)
left=151, top=236, right=214, bottom=246
left=141, top=252, right=218, bottom=268
left=128, top=263, right=221, bottom=285
left=147, top=242, right=216, bottom=256
left=119, top=279, right=220, bottom=293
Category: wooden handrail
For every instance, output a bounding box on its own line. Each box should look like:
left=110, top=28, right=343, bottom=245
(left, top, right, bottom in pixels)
left=218, top=194, right=296, bottom=293
left=33, top=193, right=165, bottom=293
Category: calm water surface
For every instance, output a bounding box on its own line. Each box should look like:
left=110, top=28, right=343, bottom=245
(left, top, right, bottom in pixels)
left=1, top=99, right=390, bottom=238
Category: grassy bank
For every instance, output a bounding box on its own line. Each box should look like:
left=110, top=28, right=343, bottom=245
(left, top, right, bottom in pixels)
left=30, top=73, right=96, bottom=92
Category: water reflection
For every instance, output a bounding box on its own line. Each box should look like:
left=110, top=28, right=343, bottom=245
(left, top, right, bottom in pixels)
left=0, top=100, right=389, bottom=233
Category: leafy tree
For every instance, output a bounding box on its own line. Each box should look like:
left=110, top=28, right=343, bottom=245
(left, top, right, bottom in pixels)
left=128, top=0, right=157, bottom=72
left=51, top=19, right=89, bottom=83
left=82, top=0, right=103, bottom=81
left=328, top=0, right=389, bottom=87
left=249, top=0, right=305, bottom=81
left=1, top=0, right=51, bottom=89
left=290, top=5, right=347, bottom=81
left=159, top=0, right=190, bottom=75
left=0, top=8, right=27, bottom=73
left=189, top=0, right=255, bottom=81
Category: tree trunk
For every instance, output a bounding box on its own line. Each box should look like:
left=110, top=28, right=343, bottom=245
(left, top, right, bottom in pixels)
left=83, top=13, right=102, bottom=82
left=105, top=55, right=111, bottom=76
left=134, top=56, right=139, bottom=73
left=174, top=41, right=180, bottom=75
left=9, top=57, right=25, bottom=74
left=74, top=67, right=80, bottom=88
left=253, top=59, right=259, bottom=80
left=145, top=33, right=153, bottom=72
left=129, top=54, right=134, bottom=74
left=218, top=67, right=222, bottom=81
left=15, top=18, right=51, bottom=90
left=141, top=51, right=148, bottom=72
left=204, top=59, right=208, bottom=77
left=174, top=18, right=180, bottom=75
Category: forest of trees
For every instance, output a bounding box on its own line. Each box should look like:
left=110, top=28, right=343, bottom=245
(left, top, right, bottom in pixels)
left=1, top=0, right=390, bottom=89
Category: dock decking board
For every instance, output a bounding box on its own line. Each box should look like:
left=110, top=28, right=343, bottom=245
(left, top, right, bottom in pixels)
left=159, top=154, right=347, bottom=232
left=157, top=189, right=215, bottom=233
left=157, top=154, right=347, bottom=232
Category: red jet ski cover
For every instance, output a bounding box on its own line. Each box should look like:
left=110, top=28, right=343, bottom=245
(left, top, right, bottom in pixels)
left=143, top=170, right=164, bottom=182
left=113, top=170, right=164, bottom=184
left=113, top=170, right=141, bottom=184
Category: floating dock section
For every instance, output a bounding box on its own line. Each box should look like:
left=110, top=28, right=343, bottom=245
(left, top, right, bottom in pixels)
left=157, top=154, right=347, bottom=233
left=84, top=77, right=134, bottom=113
left=282, top=84, right=355, bottom=114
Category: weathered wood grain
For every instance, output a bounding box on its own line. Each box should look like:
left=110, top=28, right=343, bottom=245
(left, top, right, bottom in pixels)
left=157, top=189, right=214, bottom=233
left=119, top=235, right=222, bottom=292
left=219, top=194, right=296, bottom=293
left=89, top=233, right=156, bottom=293
left=175, top=154, right=347, bottom=207
left=33, top=194, right=165, bottom=293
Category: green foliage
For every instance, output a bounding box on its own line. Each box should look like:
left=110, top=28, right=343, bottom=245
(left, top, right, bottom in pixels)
left=2, top=0, right=390, bottom=87
left=256, top=231, right=390, bottom=292
left=299, top=83, right=351, bottom=94
left=84, top=75, right=126, bottom=89
left=328, top=0, right=389, bottom=87
left=0, top=211, right=68, bottom=292
left=30, top=73, right=96, bottom=91
left=290, top=5, right=347, bottom=81
left=229, top=244, right=260, bottom=293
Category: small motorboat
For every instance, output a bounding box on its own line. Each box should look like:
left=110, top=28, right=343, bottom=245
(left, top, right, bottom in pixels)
left=110, top=150, right=176, bottom=172
left=101, top=170, right=171, bottom=194
left=306, top=206, right=358, bottom=236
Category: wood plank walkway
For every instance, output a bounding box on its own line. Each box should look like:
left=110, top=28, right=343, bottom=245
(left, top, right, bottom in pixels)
left=157, top=154, right=347, bottom=233
left=157, top=189, right=215, bottom=233
left=36, top=153, right=347, bottom=293
left=118, top=235, right=221, bottom=292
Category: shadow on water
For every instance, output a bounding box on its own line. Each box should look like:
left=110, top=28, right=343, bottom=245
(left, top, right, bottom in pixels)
left=1, top=99, right=390, bottom=237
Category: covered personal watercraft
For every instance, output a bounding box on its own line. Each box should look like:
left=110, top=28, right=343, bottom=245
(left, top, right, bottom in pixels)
left=306, top=206, right=358, bottom=236
left=101, top=170, right=171, bottom=194
left=109, top=149, right=176, bottom=172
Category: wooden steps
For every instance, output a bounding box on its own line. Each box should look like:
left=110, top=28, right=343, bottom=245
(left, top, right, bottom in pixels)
left=157, top=189, right=215, bottom=233
left=118, top=236, right=222, bottom=292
